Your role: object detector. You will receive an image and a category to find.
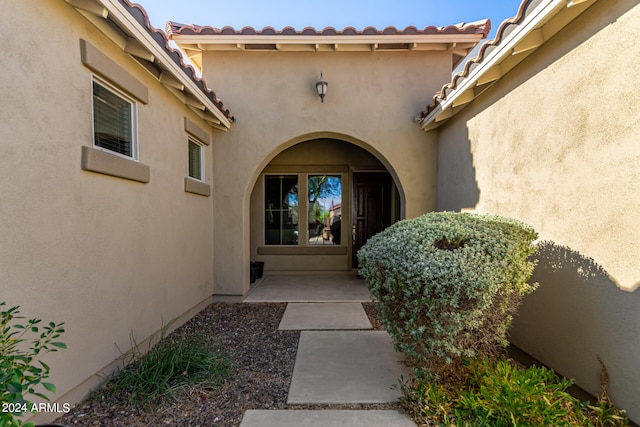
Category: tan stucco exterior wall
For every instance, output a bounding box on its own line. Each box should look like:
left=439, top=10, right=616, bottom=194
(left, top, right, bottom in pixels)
left=203, top=49, right=445, bottom=295
left=1, top=3, right=219, bottom=422
left=436, top=0, right=640, bottom=421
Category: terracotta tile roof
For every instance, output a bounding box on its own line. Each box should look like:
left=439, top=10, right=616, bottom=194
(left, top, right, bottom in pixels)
left=119, top=0, right=234, bottom=121
left=420, top=0, right=540, bottom=119
left=166, top=22, right=491, bottom=38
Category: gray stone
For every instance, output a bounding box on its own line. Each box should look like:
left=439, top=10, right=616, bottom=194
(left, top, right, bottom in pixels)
left=287, top=331, right=410, bottom=404
left=239, top=410, right=416, bottom=427
left=279, top=303, right=372, bottom=330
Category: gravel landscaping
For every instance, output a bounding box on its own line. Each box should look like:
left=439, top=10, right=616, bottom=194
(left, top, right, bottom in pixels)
left=54, top=302, right=392, bottom=427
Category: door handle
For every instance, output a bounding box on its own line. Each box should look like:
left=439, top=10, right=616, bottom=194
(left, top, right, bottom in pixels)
left=352, top=224, right=356, bottom=243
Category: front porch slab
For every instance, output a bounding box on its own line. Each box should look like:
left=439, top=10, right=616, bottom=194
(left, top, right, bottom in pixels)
left=244, top=273, right=373, bottom=302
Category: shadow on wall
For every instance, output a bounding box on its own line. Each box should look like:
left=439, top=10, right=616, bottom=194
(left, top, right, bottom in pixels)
left=436, top=127, right=480, bottom=211
left=509, top=241, right=640, bottom=423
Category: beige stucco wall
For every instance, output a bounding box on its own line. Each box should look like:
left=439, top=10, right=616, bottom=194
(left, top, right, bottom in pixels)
left=436, top=0, right=640, bottom=421
left=204, top=49, right=446, bottom=295
left=0, top=3, right=218, bottom=422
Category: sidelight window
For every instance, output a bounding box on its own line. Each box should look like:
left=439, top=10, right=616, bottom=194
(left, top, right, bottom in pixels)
left=265, top=175, right=299, bottom=245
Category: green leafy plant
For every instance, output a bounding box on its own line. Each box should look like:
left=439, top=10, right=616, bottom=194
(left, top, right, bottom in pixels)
left=1, top=302, right=66, bottom=427
left=358, top=212, right=538, bottom=380
left=400, top=357, right=628, bottom=426
left=102, top=329, right=233, bottom=407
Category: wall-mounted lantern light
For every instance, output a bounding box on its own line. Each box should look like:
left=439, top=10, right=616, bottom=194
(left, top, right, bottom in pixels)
left=315, top=71, right=328, bottom=102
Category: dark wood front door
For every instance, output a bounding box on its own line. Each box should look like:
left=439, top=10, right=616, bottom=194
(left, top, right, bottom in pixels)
left=352, top=172, right=392, bottom=267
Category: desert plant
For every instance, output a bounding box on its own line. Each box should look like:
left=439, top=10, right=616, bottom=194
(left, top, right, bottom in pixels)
left=400, top=357, right=628, bottom=426
left=1, top=302, right=66, bottom=427
left=102, top=330, right=232, bottom=406
left=358, top=212, right=538, bottom=380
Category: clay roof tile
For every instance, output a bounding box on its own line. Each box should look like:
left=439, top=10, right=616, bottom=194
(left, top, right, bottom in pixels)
left=166, top=21, right=492, bottom=38
left=120, top=1, right=233, bottom=121
left=421, top=0, right=537, bottom=119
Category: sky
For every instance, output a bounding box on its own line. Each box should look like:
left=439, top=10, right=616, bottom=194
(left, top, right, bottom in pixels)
left=141, top=0, right=524, bottom=40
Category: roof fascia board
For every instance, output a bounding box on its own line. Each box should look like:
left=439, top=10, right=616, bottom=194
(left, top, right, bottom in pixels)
left=66, top=0, right=108, bottom=18
left=96, top=0, right=232, bottom=129
left=172, top=33, right=484, bottom=47
left=421, top=0, right=568, bottom=130
left=74, top=8, right=127, bottom=49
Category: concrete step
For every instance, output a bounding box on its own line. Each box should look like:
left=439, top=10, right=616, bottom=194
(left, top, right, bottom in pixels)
left=278, top=302, right=372, bottom=330
left=288, top=330, right=410, bottom=404
left=239, top=409, right=416, bottom=427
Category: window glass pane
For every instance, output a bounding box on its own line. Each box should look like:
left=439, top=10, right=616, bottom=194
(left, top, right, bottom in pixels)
left=308, top=175, right=342, bottom=245
left=188, top=139, right=202, bottom=180
left=265, top=175, right=298, bottom=245
left=93, top=81, right=133, bottom=157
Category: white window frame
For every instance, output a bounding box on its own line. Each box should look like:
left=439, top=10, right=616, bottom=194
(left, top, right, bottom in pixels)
left=91, top=76, right=138, bottom=161
left=188, top=137, right=205, bottom=181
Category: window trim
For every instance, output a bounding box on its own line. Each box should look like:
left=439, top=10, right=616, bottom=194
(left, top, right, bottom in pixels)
left=188, top=137, right=205, bottom=182
left=91, top=76, right=139, bottom=161
left=81, top=145, right=150, bottom=183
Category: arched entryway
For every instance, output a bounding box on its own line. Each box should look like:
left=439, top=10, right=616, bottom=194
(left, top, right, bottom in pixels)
left=249, top=137, right=403, bottom=274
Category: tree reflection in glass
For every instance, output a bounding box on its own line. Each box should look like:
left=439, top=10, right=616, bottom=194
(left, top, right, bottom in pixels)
left=308, top=175, right=342, bottom=245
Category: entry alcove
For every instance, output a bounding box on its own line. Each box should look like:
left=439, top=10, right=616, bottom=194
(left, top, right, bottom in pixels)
left=250, top=138, right=401, bottom=273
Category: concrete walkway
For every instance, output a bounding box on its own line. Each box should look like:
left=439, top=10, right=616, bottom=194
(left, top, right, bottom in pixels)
left=240, top=273, right=416, bottom=427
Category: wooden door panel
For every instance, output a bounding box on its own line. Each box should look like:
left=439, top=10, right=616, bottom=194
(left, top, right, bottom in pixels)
left=352, top=172, right=392, bottom=267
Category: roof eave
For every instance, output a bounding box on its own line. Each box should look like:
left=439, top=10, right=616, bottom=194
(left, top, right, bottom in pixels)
left=168, top=20, right=490, bottom=57
left=420, top=0, right=599, bottom=131
left=171, top=33, right=486, bottom=46
left=65, top=0, right=233, bottom=130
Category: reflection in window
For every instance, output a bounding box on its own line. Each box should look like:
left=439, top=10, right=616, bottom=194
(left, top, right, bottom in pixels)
left=308, top=175, right=342, bottom=245
left=265, top=175, right=299, bottom=245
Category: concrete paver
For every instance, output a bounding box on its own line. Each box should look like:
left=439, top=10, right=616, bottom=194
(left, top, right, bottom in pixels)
left=239, top=273, right=416, bottom=426
left=278, top=302, right=372, bottom=330
left=239, top=410, right=416, bottom=427
left=287, top=330, right=410, bottom=404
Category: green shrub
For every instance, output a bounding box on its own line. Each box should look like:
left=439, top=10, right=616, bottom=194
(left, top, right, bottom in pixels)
left=102, top=331, right=232, bottom=406
left=1, top=302, right=66, bottom=427
left=400, top=357, right=628, bottom=426
left=357, top=212, right=538, bottom=380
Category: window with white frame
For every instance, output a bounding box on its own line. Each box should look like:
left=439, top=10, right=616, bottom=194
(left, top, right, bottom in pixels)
left=92, top=78, right=137, bottom=159
left=188, top=137, right=204, bottom=181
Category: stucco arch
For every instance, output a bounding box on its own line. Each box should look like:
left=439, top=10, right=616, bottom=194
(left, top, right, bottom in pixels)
left=215, top=131, right=408, bottom=297
left=244, top=131, right=406, bottom=218
left=236, top=131, right=405, bottom=292
left=213, top=124, right=437, bottom=297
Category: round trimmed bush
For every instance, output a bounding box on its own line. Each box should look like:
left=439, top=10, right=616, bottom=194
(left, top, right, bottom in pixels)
left=357, top=212, right=538, bottom=380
